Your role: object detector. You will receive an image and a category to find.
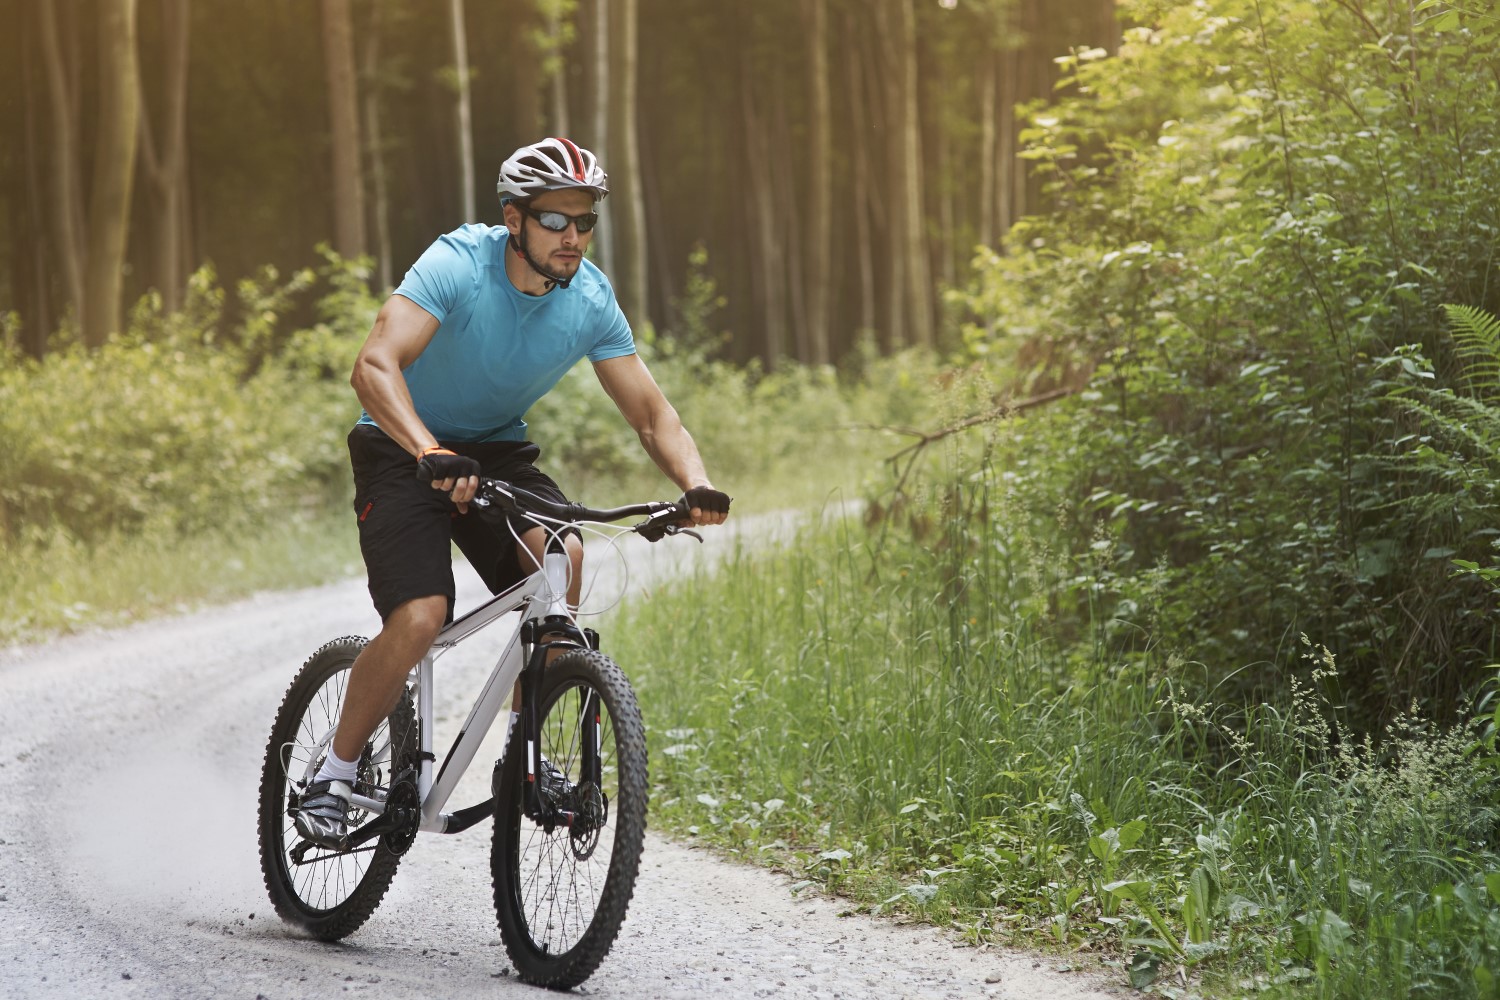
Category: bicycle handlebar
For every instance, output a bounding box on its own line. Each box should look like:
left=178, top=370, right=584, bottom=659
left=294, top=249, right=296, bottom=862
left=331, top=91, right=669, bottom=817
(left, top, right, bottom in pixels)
left=470, top=478, right=698, bottom=542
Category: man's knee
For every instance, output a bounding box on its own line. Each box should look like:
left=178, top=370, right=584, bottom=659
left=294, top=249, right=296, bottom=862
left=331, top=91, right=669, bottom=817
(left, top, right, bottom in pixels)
left=384, top=594, right=448, bottom=646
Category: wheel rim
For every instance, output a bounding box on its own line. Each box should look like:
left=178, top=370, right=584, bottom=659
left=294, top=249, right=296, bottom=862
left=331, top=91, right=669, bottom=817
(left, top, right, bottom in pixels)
left=511, top=678, right=622, bottom=956
left=274, top=664, right=405, bottom=912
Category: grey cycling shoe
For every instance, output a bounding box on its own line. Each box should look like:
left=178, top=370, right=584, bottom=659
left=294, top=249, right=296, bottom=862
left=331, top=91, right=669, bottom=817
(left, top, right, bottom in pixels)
left=293, top=778, right=354, bottom=850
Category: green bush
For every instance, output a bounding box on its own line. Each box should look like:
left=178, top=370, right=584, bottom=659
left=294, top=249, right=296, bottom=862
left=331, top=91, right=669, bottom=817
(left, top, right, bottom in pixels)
left=955, top=0, right=1500, bottom=725
left=0, top=254, right=374, bottom=546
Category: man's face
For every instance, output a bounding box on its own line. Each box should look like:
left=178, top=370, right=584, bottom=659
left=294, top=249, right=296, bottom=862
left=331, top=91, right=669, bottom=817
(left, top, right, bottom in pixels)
left=506, top=188, right=596, bottom=280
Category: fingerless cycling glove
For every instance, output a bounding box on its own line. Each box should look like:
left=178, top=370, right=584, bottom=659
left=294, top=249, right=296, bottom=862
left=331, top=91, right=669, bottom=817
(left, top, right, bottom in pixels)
left=416, top=446, right=482, bottom=484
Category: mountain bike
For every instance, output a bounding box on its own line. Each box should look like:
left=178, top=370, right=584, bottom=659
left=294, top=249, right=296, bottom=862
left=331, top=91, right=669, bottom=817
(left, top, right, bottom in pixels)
left=255, top=477, right=699, bottom=989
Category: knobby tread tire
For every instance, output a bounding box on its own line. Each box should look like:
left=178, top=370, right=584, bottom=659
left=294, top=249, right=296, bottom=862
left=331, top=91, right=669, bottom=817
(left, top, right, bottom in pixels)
left=491, top=649, right=649, bottom=989
left=256, top=635, right=416, bottom=942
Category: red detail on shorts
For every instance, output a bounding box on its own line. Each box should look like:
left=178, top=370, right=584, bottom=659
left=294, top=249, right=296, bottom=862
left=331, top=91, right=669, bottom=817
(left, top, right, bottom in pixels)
left=359, top=501, right=373, bottom=522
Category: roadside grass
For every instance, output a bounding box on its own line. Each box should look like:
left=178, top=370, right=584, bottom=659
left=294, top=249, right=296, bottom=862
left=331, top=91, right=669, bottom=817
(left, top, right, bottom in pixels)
left=0, top=506, right=363, bottom=644
left=614, top=487, right=1500, bottom=999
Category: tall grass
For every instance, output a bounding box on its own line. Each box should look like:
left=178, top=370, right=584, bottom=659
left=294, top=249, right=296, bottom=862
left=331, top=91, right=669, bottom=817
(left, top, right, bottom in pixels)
left=614, top=451, right=1500, bottom=998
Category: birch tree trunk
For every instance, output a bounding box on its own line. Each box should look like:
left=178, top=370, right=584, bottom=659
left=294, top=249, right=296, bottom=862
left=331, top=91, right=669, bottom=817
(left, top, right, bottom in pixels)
left=321, top=0, right=367, bottom=257
left=609, top=0, right=649, bottom=330
left=449, top=0, right=476, bottom=222
left=137, top=0, right=190, bottom=312
left=84, top=0, right=141, bottom=347
left=37, top=1, right=86, bottom=330
left=803, top=0, right=832, bottom=365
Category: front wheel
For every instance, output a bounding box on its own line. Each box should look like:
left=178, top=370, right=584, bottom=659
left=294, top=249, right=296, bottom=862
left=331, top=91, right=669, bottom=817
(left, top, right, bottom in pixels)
left=491, top=649, right=649, bottom=989
left=257, top=636, right=418, bottom=941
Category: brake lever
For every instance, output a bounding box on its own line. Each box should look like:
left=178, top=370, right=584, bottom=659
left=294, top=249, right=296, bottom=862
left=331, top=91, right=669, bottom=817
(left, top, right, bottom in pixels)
left=663, top=524, right=704, bottom=543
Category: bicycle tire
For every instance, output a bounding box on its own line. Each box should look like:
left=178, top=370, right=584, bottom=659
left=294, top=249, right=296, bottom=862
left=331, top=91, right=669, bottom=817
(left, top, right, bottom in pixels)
left=256, top=635, right=418, bottom=941
left=491, top=649, right=649, bottom=988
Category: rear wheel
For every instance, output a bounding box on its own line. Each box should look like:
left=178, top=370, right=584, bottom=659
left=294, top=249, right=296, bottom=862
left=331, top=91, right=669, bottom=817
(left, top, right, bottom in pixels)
left=491, top=649, right=648, bottom=988
left=256, top=636, right=418, bottom=941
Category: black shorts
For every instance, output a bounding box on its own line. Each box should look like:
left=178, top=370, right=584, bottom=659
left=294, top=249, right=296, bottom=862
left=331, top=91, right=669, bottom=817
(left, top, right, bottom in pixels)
left=348, top=424, right=576, bottom=623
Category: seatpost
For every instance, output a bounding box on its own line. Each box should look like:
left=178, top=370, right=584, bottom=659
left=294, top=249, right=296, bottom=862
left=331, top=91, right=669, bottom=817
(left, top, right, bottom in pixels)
left=416, top=655, right=435, bottom=799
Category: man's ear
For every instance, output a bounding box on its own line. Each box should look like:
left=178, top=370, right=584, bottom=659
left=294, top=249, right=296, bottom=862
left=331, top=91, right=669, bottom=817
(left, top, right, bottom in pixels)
left=502, top=201, right=522, bottom=236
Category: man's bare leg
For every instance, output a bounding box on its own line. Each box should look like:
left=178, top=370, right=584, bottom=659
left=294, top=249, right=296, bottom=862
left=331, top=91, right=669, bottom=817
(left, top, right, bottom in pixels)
left=294, top=594, right=447, bottom=848
left=332, top=594, right=448, bottom=763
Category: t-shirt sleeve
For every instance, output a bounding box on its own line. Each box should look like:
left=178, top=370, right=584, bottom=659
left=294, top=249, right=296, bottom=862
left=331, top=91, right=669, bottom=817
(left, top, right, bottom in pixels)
left=393, top=235, right=474, bottom=324
left=586, top=295, right=637, bottom=363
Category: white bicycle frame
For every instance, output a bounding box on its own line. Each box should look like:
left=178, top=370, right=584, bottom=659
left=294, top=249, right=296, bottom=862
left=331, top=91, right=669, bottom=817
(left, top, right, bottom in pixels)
left=331, top=548, right=575, bottom=835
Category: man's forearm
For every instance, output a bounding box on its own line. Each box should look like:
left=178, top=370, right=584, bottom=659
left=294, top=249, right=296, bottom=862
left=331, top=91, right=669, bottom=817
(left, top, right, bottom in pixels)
left=639, top=418, right=712, bottom=492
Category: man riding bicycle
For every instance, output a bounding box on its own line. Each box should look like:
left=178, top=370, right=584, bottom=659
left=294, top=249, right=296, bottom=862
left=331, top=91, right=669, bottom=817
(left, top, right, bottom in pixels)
left=294, top=137, right=731, bottom=850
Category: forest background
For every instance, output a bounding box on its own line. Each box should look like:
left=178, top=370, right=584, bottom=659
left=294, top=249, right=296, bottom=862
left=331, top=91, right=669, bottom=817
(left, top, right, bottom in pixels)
left=5, top=1, right=1500, bottom=998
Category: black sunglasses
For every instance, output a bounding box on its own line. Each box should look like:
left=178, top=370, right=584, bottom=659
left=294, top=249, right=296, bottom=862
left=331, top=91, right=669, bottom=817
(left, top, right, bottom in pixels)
left=517, top=203, right=599, bottom=234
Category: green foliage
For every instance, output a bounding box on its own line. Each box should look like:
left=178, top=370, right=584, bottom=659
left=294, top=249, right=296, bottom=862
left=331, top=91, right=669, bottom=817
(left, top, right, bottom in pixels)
left=0, top=255, right=374, bottom=548
left=0, top=255, right=378, bottom=638
left=957, top=0, right=1500, bottom=726
left=618, top=472, right=1500, bottom=998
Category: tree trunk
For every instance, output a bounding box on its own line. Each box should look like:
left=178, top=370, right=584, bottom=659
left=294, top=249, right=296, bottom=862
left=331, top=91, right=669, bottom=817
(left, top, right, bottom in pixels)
left=875, top=2, right=907, bottom=350
left=449, top=0, right=476, bottom=222
left=19, top=8, right=54, bottom=355
left=803, top=0, right=832, bottom=365
left=845, top=8, right=876, bottom=352
left=740, top=48, right=781, bottom=367
left=84, top=0, right=141, bottom=347
left=137, top=0, right=190, bottom=312
left=587, top=0, right=612, bottom=274
left=896, top=0, right=933, bottom=349
left=999, top=44, right=1021, bottom=237
left=1097, top=0, right=1120, bottom=56
left=321, top=0, right=367, bottom=257
left=772, top=80, right=809, bottom=363
left=609, top=0, right=649, bottom=330
left=508, top=0, right=543, bottom=151
left=547, top=4, right=570, bottom=136
left=37, top=1, right=86, bottom=330
left=978, top=47, right=996, bottom=249
left=362, top=0, right=393, bottom=289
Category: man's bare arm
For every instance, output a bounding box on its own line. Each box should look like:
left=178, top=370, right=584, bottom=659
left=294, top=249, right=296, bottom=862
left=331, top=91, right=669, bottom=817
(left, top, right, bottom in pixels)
left=593, top=353, right=727, bottom=526
left=351, top=294, right=479, bottom=507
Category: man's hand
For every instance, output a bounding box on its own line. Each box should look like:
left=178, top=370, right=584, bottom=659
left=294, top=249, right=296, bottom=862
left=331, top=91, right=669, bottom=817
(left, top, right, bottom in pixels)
left=416, top=446, right=481, bottom=512
left=681, top=486, right=731, bottom=526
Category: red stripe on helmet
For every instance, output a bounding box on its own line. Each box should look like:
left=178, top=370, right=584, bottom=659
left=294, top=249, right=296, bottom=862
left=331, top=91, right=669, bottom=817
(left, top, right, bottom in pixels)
left=554, top=137, right=587, bottom=180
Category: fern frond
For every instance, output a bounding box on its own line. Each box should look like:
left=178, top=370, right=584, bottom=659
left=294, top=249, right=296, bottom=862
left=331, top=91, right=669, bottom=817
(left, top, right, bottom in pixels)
left=1443, top=304, right=1500, bottom=398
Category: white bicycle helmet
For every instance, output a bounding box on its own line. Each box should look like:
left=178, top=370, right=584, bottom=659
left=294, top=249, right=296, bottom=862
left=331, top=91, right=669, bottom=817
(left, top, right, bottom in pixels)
left=496, top=137, right=609, bottom=205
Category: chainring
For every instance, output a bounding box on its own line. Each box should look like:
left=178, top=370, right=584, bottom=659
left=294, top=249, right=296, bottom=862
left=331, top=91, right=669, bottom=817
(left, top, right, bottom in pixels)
left=381, top=771, right=421, bottom=856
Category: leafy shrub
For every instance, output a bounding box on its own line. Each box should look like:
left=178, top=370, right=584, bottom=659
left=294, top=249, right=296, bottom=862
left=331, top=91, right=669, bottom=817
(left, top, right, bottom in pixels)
left=0, top=255, right=375, bottom=546
left=955, top=0, right=1500, bottom=725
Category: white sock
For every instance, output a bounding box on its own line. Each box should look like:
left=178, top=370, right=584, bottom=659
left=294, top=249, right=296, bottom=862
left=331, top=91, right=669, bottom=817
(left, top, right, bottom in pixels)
left=315, top=744, right=360, bottom=785
left=504, top=710, right=521, bottom=746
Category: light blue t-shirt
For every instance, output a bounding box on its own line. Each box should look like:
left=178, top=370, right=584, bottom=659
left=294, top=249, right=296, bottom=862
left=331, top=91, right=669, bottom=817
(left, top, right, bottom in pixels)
left=357, top=224, right=636, bottom=442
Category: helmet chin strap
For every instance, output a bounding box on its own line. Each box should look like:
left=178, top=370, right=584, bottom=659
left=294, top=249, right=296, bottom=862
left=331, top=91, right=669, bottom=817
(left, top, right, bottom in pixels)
left=512, top=222, right=573, bottom=291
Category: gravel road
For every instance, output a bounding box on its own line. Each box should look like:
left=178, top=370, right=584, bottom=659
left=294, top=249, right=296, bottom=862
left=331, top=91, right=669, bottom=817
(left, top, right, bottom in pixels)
left=0, top=526, right=1120, bottom=1000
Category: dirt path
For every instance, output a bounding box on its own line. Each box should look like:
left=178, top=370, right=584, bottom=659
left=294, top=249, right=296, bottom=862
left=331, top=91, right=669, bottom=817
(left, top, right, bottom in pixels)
left=0, top=528, right=1120, bottom=999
